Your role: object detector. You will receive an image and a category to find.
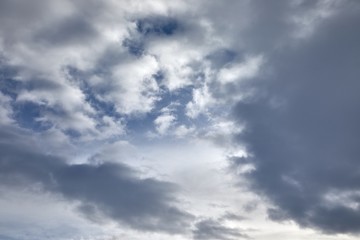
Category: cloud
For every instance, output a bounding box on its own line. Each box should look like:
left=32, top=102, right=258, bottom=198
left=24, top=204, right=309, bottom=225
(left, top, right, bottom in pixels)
left=192, top=219, right=248, bottom=240
left=106, top=54, right=160, bottom=115
left=0, top=0, right=178, bottom=140
left=186, top=84, right=214, bottom=118
left=0, top=234, right=18, bottom=240
left=0, top=0, right=222, bottom=141
left=217, top=55, right=264, bottom=84
left=0, top=92, right=13, bottom=124
left=1, top=0, right=360, bottom=239
left=0, top=0, right=120, bottom=139
left=231, top=2, right=360, bottom=234
left=33, top=15, right=98, bottom=47
left=0, top=126, right=193, bottom=234
left=154, top=113, right=176, bottom=135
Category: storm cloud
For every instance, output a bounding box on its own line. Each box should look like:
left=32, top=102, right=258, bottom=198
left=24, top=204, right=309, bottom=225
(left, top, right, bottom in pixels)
left=0, top=126, right=192, bottom=234
left=232, top=2, right=360, bottom=234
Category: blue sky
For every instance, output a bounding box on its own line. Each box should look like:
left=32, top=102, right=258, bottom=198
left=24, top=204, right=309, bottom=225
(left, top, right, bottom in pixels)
left=1, top=0, right=360, bottom=239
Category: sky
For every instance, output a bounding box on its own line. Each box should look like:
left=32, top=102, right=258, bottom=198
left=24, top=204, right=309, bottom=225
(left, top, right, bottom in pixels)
left=0, top=0, right=360, bottom=239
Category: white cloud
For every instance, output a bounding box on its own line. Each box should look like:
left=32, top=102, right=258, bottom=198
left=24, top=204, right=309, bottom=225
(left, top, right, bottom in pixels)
left=154, top=113, right=176, bottom=135
left=217, top=55, right=264, bottom=84
left=0, top=186, right=105, bottom=240
left=0, top=92, right=14, bottom=124
left=149, top=40, right=202, bottom=90
left=186, top=83, right=214, bottom=118
left=174, top=125, right=195, bottom=138
left=108, top=54, right=160, bottom=115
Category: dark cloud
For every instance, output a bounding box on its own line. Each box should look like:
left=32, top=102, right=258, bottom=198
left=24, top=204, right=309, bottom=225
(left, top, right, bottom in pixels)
left=231, top=2, right=360, bottom=234
left=0, top=0, right=104, bottom=47
left=34, top=16, right=98, bottom=46
left=205, top=49, right=237, bottom=69
left=0, top=126, right=193, bottom=234
left=0, top=234, right=18, bottom=240
left=192, top=219, right=249, bottom=240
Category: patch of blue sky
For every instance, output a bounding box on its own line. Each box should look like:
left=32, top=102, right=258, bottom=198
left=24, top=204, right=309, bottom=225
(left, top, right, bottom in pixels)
left=63, top=128, right=82, bottom=139
left=0, top=79, right=21, bottom=100
left=66, top=66, right=119, bottom=118
left=0, top=65, right=53, bottom=132
left=82, top=85, right=117, bottom=118
left=0, top=62, right=18, bottom=80
left=12, top=101, right=52, bottom=132
left=136, top=16, right=179, bottom=37
left=65, top=64, right=201, bottom=141
left=152, top=70, right=166, bottom=87
left=122, top=37, right=144, bottom=57
left=125, top=86, right=193, bottom=136
left=123, top=16, right=180, bottom=57
left=0, top=63, right=21, bottom=98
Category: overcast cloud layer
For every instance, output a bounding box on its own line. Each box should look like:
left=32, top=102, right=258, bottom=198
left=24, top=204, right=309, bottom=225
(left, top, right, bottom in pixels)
left=1, top=0, right=360, bottom=240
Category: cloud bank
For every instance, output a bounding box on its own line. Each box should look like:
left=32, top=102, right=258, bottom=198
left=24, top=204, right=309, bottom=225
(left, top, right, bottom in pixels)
left=231, top=1, right=360, bottom=234
left=0, top=126, right=192, bottom=234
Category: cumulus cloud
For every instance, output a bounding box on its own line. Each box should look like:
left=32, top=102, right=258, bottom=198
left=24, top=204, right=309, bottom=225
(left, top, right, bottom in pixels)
left=106, top=54, right=160, bottom=115
left=0, top=0, right=188, bottom=140
left=0, top=0, right=121, bottom=139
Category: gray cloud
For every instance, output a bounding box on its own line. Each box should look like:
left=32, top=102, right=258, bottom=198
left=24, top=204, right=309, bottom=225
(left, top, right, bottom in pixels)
left=0, top=126, right=193, bottom=234
left=34, top=16, right=98, bottom=47
left=0, top=234, right=18, bottom=240
left=192, top=219, right=248, bottom=240
left=231, top=2, right=360, bottom=234
left=219, top=212, right=247, bottom=222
